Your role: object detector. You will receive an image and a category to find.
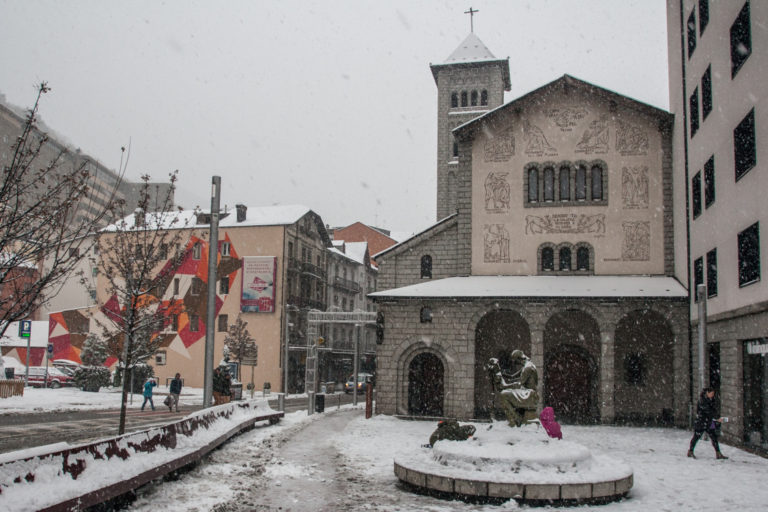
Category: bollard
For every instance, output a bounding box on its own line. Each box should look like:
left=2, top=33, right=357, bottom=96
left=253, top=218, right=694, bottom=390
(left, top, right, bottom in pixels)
left=365, top=383, right=373, bottom=419
left=278, top=393, right=285, bottom=412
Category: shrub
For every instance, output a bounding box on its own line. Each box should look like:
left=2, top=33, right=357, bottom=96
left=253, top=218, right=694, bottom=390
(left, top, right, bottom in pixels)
left=113, top=363, right=155, bottom=393
left=73, top=366, right=112, bottom=392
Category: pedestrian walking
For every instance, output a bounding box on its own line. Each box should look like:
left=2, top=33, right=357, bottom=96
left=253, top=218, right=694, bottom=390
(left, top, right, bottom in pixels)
left=212, top=367, right=223, bottom=405
left=688, top=387, right=728, bottom=459
left=221, top=370, right=232, bottom=404
left=169, top=373, right=182, bottom=412
left=141, top=378, right=157, bottom=411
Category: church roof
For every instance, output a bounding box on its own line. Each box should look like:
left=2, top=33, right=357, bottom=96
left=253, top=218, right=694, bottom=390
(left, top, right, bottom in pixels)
left=369, top=275, right=687, bottom=300
left=444, top=33, right=497, bottom=63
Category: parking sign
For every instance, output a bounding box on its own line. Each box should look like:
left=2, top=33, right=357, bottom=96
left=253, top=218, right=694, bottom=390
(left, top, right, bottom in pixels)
left=19, top=320, right=31, bottom=338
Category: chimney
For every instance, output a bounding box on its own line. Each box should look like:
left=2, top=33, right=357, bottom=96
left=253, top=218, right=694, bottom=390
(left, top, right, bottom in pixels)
left=235, top=204, right=247, bottom=223
left=134, top=208, right=145, bottom=227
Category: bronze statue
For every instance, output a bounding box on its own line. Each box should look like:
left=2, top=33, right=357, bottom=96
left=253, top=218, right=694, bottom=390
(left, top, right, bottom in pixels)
left=486, top=351, right=540, bottom=427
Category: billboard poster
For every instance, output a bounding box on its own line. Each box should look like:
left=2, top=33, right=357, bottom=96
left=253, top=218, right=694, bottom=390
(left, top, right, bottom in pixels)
left=241, top=256, right=277, bottom=313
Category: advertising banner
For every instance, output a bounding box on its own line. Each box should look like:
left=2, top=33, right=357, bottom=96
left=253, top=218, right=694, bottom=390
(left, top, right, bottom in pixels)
left=241, top=256, right=277, bottom=313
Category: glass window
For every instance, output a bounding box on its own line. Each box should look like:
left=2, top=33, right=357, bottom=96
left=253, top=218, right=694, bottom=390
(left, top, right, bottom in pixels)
left=528, top=168, right=539, bottom=203
left=575, top=165, right=587, bottom=200
left=420, top=307, right=432, bottom=323
left=694, top=256, right=704, bottom=294
left=701, top=66, right=712, bottom=119
left=453, top=142, right=458, bottom=158
left=707, top=248, right=718, bottom=297
left=218, top=314, right=228, bottom=333
left=689, top=87, right=699, bottom=137
left=738, top=222, right=760, bottom=286
left=480, top=90, right=488, bottom=106
left=699, top=0, right=709, bottom=34
left=221, top=241, right=231, bottom=257
left=730, top=2, right=752, bottom=78
left=704, top=156, right=715, bottom=208
left=173, top=278, right=179, bottom=295
left=734, top=109, right=756, bottom=180
left=461, top=91, right=468, bottom=107
left=193, top=242, right=202, bottom=260
left=420, top=255, right=432, bottom=279
left=451, top=92, right=458, bottom=108
left=591, top=166, right=603, bottom=200
left=559, top=247, right=571, bottom=271
left=471, top=90, right=478, bottom=106
left=220, top=276, right=230, bottom=294
left=541, top=247, right=554, bottom=271
left=543, top=167, right=554, bottom=202
left=687, top=9, right=697, bottom=58
left=692, top=172, right=702, bottom=218
left=559, top=166, right=570, bottom=201
left=577, top=247, right=590, bottom=270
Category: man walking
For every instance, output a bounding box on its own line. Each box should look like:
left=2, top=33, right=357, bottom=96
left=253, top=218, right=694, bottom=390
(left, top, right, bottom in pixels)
left=169, top=373, right=183, bottom=412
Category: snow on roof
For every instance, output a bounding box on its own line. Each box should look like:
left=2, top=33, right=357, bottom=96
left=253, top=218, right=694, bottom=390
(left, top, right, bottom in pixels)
left=373, top=214, right=458, bottom=260
left=444, top=33, right=497, bottom=63
left=218, top=204, right=311, bottom=228
left=101, top=209, right=199, bottom=232
left=370, top=275, right=687, bottom=299
left=343, top=242, right=368, bottom=265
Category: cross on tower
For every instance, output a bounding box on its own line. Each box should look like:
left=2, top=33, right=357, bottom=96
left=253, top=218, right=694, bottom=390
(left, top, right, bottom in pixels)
left=464, top=7, right=478, bottom=33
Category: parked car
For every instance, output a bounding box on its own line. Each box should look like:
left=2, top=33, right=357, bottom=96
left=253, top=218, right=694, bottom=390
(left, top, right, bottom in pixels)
left=52, top=359, right=82, bottom=377
left=16, top=366, right=75, bottom=388
left=344, top=373, right=373, bottom=394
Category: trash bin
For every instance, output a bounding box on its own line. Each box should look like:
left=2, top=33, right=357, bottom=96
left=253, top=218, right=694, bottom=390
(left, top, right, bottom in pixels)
left=315, top=393, right=325, bottom=413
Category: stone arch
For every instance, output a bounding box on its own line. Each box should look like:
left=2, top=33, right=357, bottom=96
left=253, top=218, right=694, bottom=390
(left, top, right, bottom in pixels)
left=614, top=308, right=675, bottom=425
left=395, top=340, right=453, bottom=417
left=474, top=309, right=531, bottom=418
left=543, top=309, right=601, bottom=423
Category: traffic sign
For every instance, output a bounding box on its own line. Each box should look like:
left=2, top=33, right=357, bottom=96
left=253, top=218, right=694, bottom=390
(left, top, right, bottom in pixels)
left=47, top=343, right=54, bottom=354
left=19, top=320, right=31, bottom=338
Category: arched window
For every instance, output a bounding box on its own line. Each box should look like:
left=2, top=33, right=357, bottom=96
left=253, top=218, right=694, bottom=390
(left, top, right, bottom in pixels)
left=543, top=167, right=555, bottom=202
left=420, top=255, right=432, bottom=279
left=480, top=90, right=488, bottom=106
left=461, top=91, right=468, bottom=107
left=542, top=247, right=554, bottom=271
left=471, top=90, right=478, bottom=106
left=528, top=168, right=539, bottom=203
left=451, top=92, right=458, bottom=108
left=452, top=142, right=459, bottom=158
left=577, top=246, right=590, bottom=270
left=591, top=165, right=603, bottom=200
left=420, top=306, right=432, bottom=323
left=575, top=165, right=587, bottom=200
left=559, top=166, right=570, bottom=201
left=559, top=247, right=572, bottom=270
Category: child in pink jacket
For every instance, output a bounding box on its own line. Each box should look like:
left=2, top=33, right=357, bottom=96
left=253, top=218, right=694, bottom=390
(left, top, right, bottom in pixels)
left=540, top=406, right=562, bottom=440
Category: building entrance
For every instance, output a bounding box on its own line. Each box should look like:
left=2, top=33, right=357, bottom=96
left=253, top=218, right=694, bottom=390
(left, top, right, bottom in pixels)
left=408, top=352, right=444, bottom=417
left=545, top=346, right=597, bottom=423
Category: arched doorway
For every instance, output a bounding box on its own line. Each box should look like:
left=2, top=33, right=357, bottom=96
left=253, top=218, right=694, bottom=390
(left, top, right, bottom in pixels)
left=543, top=310, right=600, bottom=424
left=474, top=310, right=530, bottom=418
left=408, top=352, right=444, bottom=417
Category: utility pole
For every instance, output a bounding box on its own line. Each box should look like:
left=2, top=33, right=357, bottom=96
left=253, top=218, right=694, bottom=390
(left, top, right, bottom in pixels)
left=697, top=284, right=707, bottom=394
left=203, top=176, right=221, bottom=407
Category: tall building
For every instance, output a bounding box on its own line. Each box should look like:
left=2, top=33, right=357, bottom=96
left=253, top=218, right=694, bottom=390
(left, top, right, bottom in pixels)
left=668, top=0, right=767, bottom=453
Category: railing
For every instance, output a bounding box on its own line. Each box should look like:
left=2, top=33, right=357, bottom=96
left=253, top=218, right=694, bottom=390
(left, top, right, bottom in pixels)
left=287, top=257, right=303, bottom=272
left=332, top=276, right=361, bottom=294
left=286, top=295, right=326, bottom=311
left=0, top=379, right=24, bottom=398
left=301, top=262, right=327, bottom=280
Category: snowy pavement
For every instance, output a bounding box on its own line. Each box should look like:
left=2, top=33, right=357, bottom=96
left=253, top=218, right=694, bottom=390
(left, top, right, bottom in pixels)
left=124, top=408, right=768, bottom=512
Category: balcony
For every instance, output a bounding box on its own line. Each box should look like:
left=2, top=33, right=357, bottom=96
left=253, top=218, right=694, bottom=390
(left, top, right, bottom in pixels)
left=332, top=276, right=361, bottom=294
left=287, top=294, right=327, bottom=311
left=301, top=262, right=326, bottom=280
left=287, top=257, right=302, bottom=273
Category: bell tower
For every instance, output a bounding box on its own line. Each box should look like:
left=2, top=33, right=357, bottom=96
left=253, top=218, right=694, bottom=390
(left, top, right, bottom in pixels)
left=430, top=32, right=510, bottom=220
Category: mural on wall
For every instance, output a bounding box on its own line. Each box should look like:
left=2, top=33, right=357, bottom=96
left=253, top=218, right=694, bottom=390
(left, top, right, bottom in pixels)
left=47, top=234, right=243, bottom=367
left=523, top=119, right=558, bottom=157
left=546, top=106, right=588, bottom=131
left=622, top=166, right=649, bottom=209
left=616, top=120, right=649, bottom=156
left=525, top=213, right=606, bottom=235
left=622, top=221, right=651, bottom=261
left=484, top=224, right=510, bottom=263
left=484, top=172, right=511, bottom=212
left=484, top=128, right=515, bottom=162
left=575, top=116, right=609, bottom=154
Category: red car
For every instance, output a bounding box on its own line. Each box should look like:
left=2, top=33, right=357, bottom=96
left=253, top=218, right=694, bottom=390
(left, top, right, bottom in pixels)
left=17, top=367, right=75, bottom=388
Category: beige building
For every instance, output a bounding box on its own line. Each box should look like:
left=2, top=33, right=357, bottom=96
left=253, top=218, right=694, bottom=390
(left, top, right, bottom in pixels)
left=668, top=0, right=768, bottom=453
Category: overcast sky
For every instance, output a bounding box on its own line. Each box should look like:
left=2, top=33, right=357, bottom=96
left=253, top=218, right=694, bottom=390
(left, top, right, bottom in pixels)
left=0, top=0, right=668, bottom=237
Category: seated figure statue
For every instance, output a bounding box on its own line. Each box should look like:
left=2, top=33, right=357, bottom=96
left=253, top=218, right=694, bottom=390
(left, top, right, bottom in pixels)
left=486, top=350, right=540, bottom=427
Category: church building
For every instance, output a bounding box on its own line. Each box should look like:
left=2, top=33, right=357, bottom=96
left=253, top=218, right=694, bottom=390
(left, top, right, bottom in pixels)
left=372, top=33, right=689, bottom=426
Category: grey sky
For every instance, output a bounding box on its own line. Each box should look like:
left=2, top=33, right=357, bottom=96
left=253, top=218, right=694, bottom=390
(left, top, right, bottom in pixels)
left=0, top=0, right=668, bottom=236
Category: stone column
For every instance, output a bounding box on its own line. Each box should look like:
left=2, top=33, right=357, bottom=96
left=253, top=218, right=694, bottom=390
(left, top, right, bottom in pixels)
left=599, top=325, right=616, bottom=424
left=529, top=323, right=545, bottom=405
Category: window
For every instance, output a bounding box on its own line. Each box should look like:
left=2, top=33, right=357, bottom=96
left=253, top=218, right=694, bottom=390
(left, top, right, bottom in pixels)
left=92, top=266, right=98, bottom=277
left=699, top=0, right=709, bottom=34
left=191, top=277, right=202, bottom=295
left=543, top=167, right=554, bottom=202
left=461, top=91, right=468, bottom=107
left=701, top=66, right=712, bottom=120
left=692, top=172, right=702, bottom=218
left=471, top=90, right=478, bottom=106
left=156, top=351, right=167, bottom=366
left=687, top=9, right=697, bottom=58
left=625, top=353, right=644, bottom=385
left=528, top=168, right=539, bottom=202
left=172, top=314, right=179, bottom=332
left=591, top=165, right=603, bottom=200
left=221, top=241, right=231, bottom=257
left=420, top=255, right=432, bottom=279
left=559, top=166, right=570, bottom=201
left=541, top=247, right=554, bottom=271
left=576, top=247, right=590, bottom=271
left=689, top=88, right=699, bottom=136
left=704, top=156, right=715, bottom=208
left=288, top=241, right=294, bottom=258
left=694, top=256, right=704, bottom=297
left=738, top=222, right=760, bottom=286
left=734, top=109, right=756, bottom=180
left=342, top=297, right=347, bottom=311
left=480, top=90, right=488, bottom=106
left=451, top=92, right=458, bottom=108
left=730, top=2, right=752, bottom=78
left=420, top=306, right=432, bottom=323
left=453, top=142, right=459, bottom=158
left=89, top=290, right=97, bottom=301
left=190, top=315, right=200, bottom=332
left=218, top=314, right=228, bottom=332
left=220, top=276, right=229, bottom=294
left=707, top=248, right=718, bottom=297
left=559, top=247, right=571, bottom=271
left=575, top=165, right=587, bottom=200
left=193, top=242, right=202, bottom=260
left=173, top=278, right=179, bottom=296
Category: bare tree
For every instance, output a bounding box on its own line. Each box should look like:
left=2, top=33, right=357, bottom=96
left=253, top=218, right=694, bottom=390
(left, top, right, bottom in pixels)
left=91, top=173, right=191, bottom=434
left=223, top=314, right=257, bottom=379
left=0, top=83, right=123, bottom=338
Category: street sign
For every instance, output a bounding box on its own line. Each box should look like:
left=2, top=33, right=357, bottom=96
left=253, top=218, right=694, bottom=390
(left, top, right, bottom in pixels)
left=47, top=343, right=54, bottom=354
left=19, top=320, right=31, bottom=338
left=240, top=344, right=258, bottom=366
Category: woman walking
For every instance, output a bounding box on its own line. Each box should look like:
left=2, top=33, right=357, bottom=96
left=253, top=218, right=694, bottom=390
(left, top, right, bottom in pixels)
left=688, top=387, right=727, bottom=459
left=141, top=378, right=157, bottom=411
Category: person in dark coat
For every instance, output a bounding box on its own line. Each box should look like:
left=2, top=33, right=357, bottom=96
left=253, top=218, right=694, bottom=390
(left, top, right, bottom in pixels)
left=688, top=387, right=728, bottom=459
left=212, top=367, right=223, bottom=405
left=168, top=373, right=182, bottom=412
left=221, top=370, right=232, bottom=404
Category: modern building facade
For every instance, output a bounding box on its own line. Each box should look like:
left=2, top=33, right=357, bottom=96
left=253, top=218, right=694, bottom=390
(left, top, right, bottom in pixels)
left=668, top=0, right=768, bottom=453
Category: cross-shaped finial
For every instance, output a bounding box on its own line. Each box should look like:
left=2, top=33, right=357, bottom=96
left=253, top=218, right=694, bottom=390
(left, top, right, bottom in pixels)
left=464, top=7, right=478, bottom=33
